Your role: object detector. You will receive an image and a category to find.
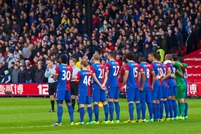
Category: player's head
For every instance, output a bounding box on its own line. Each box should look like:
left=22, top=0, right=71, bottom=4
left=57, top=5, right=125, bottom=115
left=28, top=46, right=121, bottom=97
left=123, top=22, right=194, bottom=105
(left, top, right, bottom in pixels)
left=139, top=55, right=146, bottom=63
left=165, top=54, right=173, bottom=61
left=124, top=51, right=134, bottom=62
left=69, top=58, right=77, bottom=67
left=172, top=54, right=178, bottom=61
left=156, top=53, right=161, bottom=62
left=59, top=54, right=68, bottom=64
left=81, top=60, right=89, bottom=69
left=108, top=51, right=115, bottom=60
left=93, top=53, right=100, bottom=62
left=148, top=52, right=157, bottom=62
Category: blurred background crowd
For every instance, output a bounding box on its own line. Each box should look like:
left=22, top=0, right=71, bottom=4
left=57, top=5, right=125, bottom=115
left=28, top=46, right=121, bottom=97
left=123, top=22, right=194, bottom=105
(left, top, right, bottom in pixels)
left=0, top=0, right=201, bottom=83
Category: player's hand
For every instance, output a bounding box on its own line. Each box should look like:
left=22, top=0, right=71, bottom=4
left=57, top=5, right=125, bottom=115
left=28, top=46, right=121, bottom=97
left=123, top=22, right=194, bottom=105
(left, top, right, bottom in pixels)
left=150, top=85, right=153, bottom=90
left=101, top=85, right=107, bottom=90
left=170, top=74, right=175, bottom=78
left=139, top=87, right=143, bottom=92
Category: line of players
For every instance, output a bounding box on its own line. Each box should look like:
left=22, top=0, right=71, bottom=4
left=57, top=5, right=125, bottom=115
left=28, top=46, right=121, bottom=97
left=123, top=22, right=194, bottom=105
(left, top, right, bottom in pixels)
left=52, top=51, right=188, bottom=126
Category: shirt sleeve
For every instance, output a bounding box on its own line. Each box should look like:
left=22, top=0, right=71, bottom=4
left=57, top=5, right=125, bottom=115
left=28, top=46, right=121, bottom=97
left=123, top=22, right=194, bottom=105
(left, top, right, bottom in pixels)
left=124, top=64, right=130, bottom=71
left=90, top=66, right=95, bottom=74
left=149, top=64, right=155, bottom=73
left=139, top=66, right=145, bottom=73
left=105, top=63, right=110, bottom=72
left=76, top=72, right=81, bottom=82
left=55, top=66, right=59, bottom=75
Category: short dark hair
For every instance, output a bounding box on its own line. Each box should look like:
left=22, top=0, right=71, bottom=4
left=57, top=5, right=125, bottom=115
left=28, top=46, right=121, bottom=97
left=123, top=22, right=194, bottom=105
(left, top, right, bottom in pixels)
left=172, top=54, right=178, bottom=61
left=165, top=54, right=172, bottom=60
left=60, top=54, right=68, bottom=64
left=81, top=60, right=88, bottom=67
left=148, top=51, right=157, bottom=58
left=156, top=53, right=161, bottom=61
left=70, top=58, right=77, bottom=63
left=124, top=51, right=134, bottom=61
left=108, top=51, right=115, bottom=58
left=139, top=55, right=146, bottom=63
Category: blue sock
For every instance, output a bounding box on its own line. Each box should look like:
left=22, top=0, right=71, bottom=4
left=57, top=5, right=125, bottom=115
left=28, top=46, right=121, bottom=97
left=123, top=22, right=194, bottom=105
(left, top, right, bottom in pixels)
left=128, top=103, right=134, bottom=120
left=67, top=105, right=74, bottom=122
left=103, top=104, right=109, bottom=121
left=136, top=103, right=141, bottom=120
left=168, top=99, right=173, bottom=118
left=172, top=100, right=177, bottom=118
left=148, top=103, right=153, bottom=119
left=87, top=107, right=93, bottom=122
left=157, top=103, right=160, bottom=119
left=114, top=102, right=120, bottom=120
left=163, top=101, right=169, bottom=118
left=79, top=107, right=85, bottom=122
left=153, top=103, right=157, bottom=120
left=57, top=106, right=63, bottom=124
left=141, top=102, right=146, bottom=120
left=160, top=101, right=163, bottom=119
left=108, top=101, right=114, bottom=121
left=184, top=102, right=188, bottom=117
left=93, top=104, right=99, bottom=122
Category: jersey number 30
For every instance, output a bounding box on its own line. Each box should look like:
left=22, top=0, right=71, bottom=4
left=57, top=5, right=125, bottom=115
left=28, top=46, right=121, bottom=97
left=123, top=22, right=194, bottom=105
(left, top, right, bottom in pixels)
left=62, top=70, right=71, bottom=81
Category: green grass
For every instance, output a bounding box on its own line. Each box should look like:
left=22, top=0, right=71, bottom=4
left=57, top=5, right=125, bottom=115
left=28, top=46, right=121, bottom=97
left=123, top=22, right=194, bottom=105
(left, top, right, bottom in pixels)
left=0, top=98, right=201, bottom=134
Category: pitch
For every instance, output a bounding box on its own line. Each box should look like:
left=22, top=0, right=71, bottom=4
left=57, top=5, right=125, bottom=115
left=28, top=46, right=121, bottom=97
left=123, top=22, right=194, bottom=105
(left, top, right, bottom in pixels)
left=0, top=98, right=200, bottom=134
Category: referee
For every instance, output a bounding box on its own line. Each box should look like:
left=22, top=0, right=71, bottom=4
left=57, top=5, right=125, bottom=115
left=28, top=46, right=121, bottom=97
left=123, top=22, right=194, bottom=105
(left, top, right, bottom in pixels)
left=45, top=59, right=57, bottom=112
left=69, top=58, right=81, bottom=111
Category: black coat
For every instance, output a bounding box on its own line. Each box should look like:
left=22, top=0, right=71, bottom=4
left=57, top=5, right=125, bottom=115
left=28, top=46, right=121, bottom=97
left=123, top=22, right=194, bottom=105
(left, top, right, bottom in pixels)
left=18, top=70, right=26, bottom=83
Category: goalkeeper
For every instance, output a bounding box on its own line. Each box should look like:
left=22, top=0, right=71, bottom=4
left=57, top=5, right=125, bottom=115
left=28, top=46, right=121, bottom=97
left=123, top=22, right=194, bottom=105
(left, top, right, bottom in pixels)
left=172, top=55, right=186, bottom=120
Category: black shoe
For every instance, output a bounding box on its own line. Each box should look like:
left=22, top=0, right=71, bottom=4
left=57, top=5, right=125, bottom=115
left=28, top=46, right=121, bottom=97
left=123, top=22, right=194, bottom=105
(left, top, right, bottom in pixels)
left=49, top=109, right=55, bottom=112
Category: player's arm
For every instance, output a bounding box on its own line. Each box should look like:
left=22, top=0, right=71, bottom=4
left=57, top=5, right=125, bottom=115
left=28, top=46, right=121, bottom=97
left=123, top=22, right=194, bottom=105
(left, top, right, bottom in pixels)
left=182, top=63, right=188, bottom=68
left=102, top=64, right=109, bottom=87
left=175, top=70, right=184, bottom=78
left=162, top=69, right=171, bottom=80
left=151, top=71, right=155, bottom=89
left=122, top=70, right=128, bottom=87
left=102, top=70, right=108, bottom=87
left=140, top=71, right=146, bottom=91
left=92, top=74, right=102, bottom=87
left=52, top=66, right=59, bottom=81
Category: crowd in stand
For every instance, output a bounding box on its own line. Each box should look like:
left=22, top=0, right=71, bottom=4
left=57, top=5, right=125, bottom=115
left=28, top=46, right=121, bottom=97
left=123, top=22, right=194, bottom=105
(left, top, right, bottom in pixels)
left=0, top=0, right=201, bottom=83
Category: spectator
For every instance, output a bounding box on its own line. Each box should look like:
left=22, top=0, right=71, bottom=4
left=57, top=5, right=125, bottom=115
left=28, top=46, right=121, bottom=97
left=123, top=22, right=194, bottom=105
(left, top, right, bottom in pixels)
left=25, top=64, right=34, bottom=83
left=18, top=66, right=26, bottom=83
left=174, top=27, right=184, bottom=56
left=22, top=43, right=31, bottom=59
left=34, top=64, right=44, bottom=83
left=6, top=53, right=15, bottom=68
left=166, top=30, right=176, bottom=54
left=0, top=51, right=4, bottom=63
left=12, top=65, right=19, bottom=83
left=186, top=28, right=195, bottom=54
left=0, top=0, right=200, bottom=84
left=8, top=62, right=15, bottom=75
left=1, top=70, right=11, bottom=83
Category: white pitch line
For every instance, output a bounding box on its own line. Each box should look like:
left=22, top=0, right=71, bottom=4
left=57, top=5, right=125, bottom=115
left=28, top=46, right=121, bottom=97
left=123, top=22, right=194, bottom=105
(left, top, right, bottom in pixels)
left=0, top=125, right=52, bottom=129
